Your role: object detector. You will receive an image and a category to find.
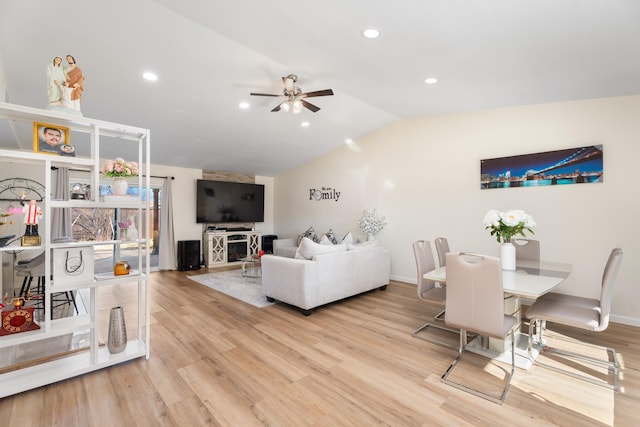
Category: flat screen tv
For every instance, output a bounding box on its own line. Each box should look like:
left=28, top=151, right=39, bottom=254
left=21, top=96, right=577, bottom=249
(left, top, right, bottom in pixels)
left=196, top=180, right=264, bottom=223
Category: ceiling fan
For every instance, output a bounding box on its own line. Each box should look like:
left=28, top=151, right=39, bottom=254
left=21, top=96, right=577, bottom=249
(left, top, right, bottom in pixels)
left=250, top=74, right=333, bottom=113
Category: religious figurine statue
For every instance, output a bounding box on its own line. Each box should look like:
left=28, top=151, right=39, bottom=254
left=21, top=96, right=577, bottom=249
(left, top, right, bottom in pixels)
left=45, top=54, right=84, bottom=116
left=46, top=56, right=67, bottom=107
left=63, top=54, right=84, bottom=114
left=22, top=199, right=42, bottom=236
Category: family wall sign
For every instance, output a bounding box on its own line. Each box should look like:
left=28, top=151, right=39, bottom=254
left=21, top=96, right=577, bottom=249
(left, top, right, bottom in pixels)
left=309, top=187, right=341, bottom=202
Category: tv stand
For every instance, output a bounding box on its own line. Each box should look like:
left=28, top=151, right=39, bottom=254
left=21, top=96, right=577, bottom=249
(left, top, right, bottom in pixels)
left=203, top=230, right=262, bottom=267
left=226, top=226, right=252, bottom=232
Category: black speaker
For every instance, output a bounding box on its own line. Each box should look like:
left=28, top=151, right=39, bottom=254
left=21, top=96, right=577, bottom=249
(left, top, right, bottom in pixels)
left=177, top=240, right=201, bottom=271
left=261, top=234, right=277, bottom=254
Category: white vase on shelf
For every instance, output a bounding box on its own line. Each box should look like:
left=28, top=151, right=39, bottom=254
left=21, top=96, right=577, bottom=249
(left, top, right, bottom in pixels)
left=500, top=242, right=516, bottom=270
left=112, top=178, right=128, bottom=196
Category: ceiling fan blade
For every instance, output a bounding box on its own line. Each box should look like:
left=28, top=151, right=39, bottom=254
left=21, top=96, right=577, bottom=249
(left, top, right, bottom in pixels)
left=301, top=99, right=320, bottom=113
left=302, top=89, right=334, bottom=98
left=271, top=102, right=284, bottom=112
left=250, top=92, right=281, bottom=97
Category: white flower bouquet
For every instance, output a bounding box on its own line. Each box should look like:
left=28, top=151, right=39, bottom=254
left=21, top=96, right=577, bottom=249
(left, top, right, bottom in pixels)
left=483, top=209, right=536, bottom=243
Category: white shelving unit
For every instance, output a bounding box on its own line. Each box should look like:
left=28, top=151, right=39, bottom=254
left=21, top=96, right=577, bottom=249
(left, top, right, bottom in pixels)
left=0, top=102, right=150, bottom=398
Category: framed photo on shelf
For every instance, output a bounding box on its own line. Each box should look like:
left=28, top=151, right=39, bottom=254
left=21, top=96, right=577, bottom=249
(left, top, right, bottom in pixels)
left=33, top=122, right=70, bottom=155
left=59, top=144, right=77, bottom=157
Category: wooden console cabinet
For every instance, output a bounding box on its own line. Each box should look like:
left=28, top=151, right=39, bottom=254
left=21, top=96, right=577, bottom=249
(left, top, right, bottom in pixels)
left=203, top=231, right=261, bottom=267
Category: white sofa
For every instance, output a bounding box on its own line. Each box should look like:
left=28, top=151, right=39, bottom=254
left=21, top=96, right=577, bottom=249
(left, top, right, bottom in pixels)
left=272, top=238, right=299, bottom=258
left=261, top=245, right=391, bottom=315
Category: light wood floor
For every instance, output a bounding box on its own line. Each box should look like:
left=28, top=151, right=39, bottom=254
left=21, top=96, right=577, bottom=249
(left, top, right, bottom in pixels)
left=0, top=270, right=638, bottom=426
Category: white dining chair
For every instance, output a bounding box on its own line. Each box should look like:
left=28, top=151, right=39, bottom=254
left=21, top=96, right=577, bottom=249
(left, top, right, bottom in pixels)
left=511, top=238, right=540, bottom=263
left=434, top=237, right=450, bottom=268
left=411, top=240, right=457, bottom=348
left=441, top=252, right=518, bottom=404
left=526, top=247, right=623, bottom=390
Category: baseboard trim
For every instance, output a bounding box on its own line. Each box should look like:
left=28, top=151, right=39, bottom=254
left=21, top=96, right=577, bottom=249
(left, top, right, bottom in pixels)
left=610, top=314, right=640, bottom=327
left=390, top=274, right=415, bottom=284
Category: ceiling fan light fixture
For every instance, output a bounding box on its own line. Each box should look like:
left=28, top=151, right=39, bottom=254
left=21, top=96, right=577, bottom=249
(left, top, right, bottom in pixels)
left=250, top=74, right=333, bottom=113
left=292, top=99, right=303, bottom=114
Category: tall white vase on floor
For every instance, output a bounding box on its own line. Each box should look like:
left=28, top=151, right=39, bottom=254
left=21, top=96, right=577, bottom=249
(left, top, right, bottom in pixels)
left=500, top=242, right=516, bottom=270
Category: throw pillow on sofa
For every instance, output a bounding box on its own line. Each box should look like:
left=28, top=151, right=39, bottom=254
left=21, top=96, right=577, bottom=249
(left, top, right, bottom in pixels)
left=325, top=228, right=338, bottom=244
left=319, top=235, right=334, bottom=245
left=342, top=231, right=354, bottom=245
left=295, top=237, right=347, bottom=260
left=298, top=226, right=320, bottom=244
left=320, top=229, right=349, bottom=245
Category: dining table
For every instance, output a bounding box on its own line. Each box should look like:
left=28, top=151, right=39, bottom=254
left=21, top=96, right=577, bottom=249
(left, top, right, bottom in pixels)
left=424, top=258, right=572, bottom=369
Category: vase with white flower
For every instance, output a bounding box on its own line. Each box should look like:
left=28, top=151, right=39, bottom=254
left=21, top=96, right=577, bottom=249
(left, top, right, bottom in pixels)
left=358, top=209, right=387, bottom=241
left=483, top=209, right=536, bottom=270
left=101, top=157, right=139, bottom=196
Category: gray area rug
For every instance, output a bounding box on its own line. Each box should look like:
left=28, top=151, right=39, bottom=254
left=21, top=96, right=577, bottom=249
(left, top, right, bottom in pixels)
left=186, top=269, right=274, bottom=308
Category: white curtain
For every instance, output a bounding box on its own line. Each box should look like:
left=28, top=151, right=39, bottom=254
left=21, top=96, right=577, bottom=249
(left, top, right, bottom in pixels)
left=158, top=178, right=176, bottom=270
left=51, top=167, right=72, bottom=240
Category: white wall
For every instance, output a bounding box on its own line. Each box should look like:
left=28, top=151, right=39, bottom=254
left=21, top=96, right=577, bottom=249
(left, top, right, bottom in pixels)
left=255, top=175, right=275, bottom=235
left=274, top=95, right=640, bottom=325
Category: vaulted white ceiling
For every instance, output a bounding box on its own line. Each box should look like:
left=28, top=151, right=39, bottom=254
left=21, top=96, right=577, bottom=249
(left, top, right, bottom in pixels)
left=1, top=0, right=639, bottom=176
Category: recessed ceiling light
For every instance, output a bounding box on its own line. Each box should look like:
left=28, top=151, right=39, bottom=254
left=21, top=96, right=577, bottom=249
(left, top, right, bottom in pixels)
left=142, top=72, right=158, bottom=81
left=239, top=102, right=250, bottom=109
left=345, top=138, right=354, bottom=144
left=361, top=28, right=380, bottom=39
left=424, top=77, right=438, bottom=85
left=301, top=121, right=310, bottom=127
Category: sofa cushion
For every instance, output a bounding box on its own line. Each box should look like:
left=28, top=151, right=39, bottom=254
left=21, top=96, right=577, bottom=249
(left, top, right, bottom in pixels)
left=295, top=237, right=347, bottom=260
left=275, top=246, right=298, bottom=258
left=341, top=231, right=354, bottom=244
left=298, top=226, right=320, bottom=244
left=325, top=228, right=338, bottom=244
left=319, top=235, right=334, bottom=245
